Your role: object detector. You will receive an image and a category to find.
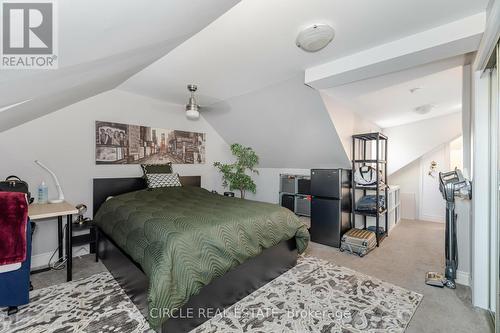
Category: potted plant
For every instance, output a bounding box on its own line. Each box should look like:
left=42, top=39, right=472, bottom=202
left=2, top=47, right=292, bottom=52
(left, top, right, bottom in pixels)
left=214, top=143, right=259, bottom=199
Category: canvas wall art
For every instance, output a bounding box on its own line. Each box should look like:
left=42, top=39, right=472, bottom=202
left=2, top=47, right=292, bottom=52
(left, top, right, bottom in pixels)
left=95, top=121, right=206, bottom=164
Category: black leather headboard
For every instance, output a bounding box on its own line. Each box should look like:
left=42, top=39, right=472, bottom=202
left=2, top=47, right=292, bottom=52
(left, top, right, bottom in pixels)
left=92, top=176, right=201, bottom=216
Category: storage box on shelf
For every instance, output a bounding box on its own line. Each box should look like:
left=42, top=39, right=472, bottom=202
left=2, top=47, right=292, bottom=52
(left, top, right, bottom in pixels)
left=279, top=174, right=311, bottom=217
left=280, top=193, right=295, bottom=212
left=279, top=175, right=297, bottom=194
left=387, top=185, right=401, bottom=229
left=294, top=195, right=311, bottom=216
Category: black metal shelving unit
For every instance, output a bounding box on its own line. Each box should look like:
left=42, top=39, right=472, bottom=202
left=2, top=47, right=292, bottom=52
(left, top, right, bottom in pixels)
left=351, top=132, right=388, bottom=246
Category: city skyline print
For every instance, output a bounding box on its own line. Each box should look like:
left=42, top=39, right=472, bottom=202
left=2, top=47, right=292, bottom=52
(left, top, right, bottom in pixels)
left=95, top=121, right=206, bottom=164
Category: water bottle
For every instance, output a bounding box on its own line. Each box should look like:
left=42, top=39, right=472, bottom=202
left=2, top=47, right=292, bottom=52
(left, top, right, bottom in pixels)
left=38, top=181, right=48, bottom=204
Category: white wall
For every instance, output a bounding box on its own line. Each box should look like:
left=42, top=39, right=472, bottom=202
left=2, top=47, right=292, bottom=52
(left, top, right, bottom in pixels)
left=389, top=144, right=449, bottom=223
left=449, top=136, right=464, bottom=170
left=389, top=159, right=420, bottom=220
left=462, top=64, right=473, bottom=174
left=0, top=89, right=232, bottom=266
left=385, top=114, right=464, bottom=222
left=383, top=112, right=462, bottom=174
left=320, top=92, right=381, bottom=159
left=204, top=75, right=351, bottom=169
left=472, top=68, right=492, bottom=309
left=456, top=199, right=472, bottom=286
left=214, top=167, right=311, bottom=205
left=419, top=145, right=448, bottom=223
left=243, top=168, right=310, bottom=203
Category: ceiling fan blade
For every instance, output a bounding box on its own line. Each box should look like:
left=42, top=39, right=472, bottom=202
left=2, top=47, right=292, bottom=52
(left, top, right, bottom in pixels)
left=198, top=101, right=232, bottom=115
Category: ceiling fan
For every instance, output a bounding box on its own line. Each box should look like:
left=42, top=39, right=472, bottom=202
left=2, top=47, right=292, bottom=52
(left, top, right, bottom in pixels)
left=184, top=84, right=227, bottom=119
left=185, top=84, right=201, bottom=120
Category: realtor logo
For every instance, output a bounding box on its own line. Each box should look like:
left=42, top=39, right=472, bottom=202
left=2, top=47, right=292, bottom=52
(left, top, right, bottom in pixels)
left=1, top=0, right=58, bottom=69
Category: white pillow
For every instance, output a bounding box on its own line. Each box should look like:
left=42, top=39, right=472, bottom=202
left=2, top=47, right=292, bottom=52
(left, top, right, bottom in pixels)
left=145, top=173, right=182, bottom=189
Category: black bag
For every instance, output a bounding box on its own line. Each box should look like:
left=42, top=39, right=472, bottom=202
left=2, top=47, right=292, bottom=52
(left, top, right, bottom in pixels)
left=0, top=175, right=33, bottom=204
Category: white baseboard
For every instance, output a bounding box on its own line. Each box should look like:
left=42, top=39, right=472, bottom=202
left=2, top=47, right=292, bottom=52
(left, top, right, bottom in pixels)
left=31, top=245, right=90, bottom=269
left=419, top=214, right=445, bottom=223
left=31, top=252, right=54, bottom=269
left=456, top=270, right=471, bottom=286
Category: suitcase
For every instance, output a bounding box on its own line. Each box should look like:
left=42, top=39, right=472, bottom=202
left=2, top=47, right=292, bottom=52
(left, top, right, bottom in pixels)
left=340, top=228, right=377, bottom=257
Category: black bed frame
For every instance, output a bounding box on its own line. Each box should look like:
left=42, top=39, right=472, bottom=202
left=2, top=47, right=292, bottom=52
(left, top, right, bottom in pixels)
left=93, top=176, right=298, bottom=333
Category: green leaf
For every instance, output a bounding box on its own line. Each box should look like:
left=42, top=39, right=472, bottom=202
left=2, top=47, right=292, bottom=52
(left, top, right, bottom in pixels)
left=213, top=143, right=259, bottom=198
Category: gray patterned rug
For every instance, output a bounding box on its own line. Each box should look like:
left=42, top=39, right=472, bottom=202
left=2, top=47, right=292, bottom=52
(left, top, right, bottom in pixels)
left=0, top=272, right=151, bottom=333
left=193, top=257, right=423, bottom=333
left=0, top=257, right=422, bottom=333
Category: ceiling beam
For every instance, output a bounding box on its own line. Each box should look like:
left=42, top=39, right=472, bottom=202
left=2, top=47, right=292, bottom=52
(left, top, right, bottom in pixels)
left=305, top=13, right=486, bottom=89
left=474, top=0, right=500, bottom=71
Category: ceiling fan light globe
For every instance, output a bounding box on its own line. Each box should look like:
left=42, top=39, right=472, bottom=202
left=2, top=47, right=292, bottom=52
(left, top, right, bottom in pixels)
left=186, top=109, right=200, bottom=120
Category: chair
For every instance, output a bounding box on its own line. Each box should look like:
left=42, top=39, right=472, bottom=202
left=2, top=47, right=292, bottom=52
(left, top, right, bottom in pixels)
left=0, top=194, right=32, bottom=315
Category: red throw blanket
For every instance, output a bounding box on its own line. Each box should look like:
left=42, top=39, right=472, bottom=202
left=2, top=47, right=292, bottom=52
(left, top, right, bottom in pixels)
left=0, top=192, right=28, bottom=265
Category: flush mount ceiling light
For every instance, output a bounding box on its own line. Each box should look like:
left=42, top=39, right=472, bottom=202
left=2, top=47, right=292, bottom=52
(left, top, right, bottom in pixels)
left=296, top=24, right=335, bottom=52
left=413, top=104, right=436, bottom=114
left=185, top=84, right=200, bottom=120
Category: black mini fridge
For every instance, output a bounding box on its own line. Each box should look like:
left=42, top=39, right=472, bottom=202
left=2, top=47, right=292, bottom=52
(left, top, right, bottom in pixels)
left=310, top=169, right=352, bottom=248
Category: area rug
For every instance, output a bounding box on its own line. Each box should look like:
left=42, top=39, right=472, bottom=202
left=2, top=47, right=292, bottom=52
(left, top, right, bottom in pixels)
left=1, top=257, right=422, bottom=333
left=192, top=256, right=423, bottom=333
left=0, top=272, right=152, bottom=333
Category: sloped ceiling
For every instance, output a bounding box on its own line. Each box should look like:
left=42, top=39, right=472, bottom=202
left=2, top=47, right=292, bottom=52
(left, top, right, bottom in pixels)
left=0, top=39, right=185, bottom=132
left=116, top=0, right=487, bottom=169
left=384, top=112, right=462, bottom=174
left=119, top=0, right=488, bottom=105
left=202, top=75, right=350, bottom=169
left=2, top=0, right=490, bottom=170
left=0, top=0, right=239, bottom=132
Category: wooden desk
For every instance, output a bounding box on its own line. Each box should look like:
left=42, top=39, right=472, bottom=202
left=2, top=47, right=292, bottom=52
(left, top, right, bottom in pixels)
left=29, top=202, right=78, bottom=282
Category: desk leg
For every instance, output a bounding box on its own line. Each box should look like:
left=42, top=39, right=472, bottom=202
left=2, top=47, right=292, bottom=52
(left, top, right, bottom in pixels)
left=66, top=214, right=72, bottom=282
left=95, top=228, right=99, bottom=263
left=57, top=216, right=63, bottom=260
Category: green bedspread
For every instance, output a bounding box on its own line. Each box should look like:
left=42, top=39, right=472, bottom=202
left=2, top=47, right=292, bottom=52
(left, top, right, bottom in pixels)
left=94, top=186, right=309, bottom=329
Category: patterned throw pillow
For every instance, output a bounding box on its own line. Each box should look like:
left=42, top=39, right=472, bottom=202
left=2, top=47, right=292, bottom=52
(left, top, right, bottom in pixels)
left=141, top=163, right=172, bottom=175
left=145, top=173, right=182, bottom=189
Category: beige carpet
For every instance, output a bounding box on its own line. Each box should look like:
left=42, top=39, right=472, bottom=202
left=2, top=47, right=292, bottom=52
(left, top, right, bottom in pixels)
left=306, top=219, right=492, bottom=333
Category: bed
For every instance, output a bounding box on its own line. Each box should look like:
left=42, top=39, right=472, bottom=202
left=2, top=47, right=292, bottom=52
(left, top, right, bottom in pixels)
left=93, top=176, right=309, bottom=332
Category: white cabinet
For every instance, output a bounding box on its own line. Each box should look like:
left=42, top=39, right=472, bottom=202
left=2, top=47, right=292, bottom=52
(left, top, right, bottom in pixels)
left=387, top=185, right=401, bottom=231
left=364, top=185, right=401, bottom=233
